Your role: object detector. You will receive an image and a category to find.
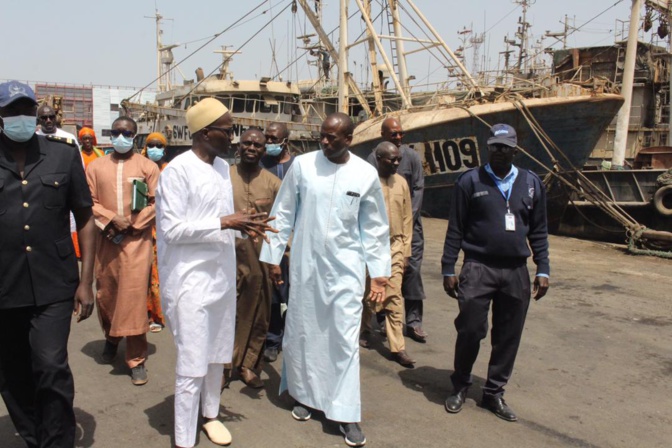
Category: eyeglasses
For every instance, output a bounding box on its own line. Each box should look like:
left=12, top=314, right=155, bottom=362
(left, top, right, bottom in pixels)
left=39, top=114, right=56, bottom=121
left=389, top=131, right=404, bottom=137
left=110, top=129, right=135, bottom=138
left=147, top=144, right=165, bottom=149
left=488, top=144, right=515, bottom=153
left=207, top=126, right=234, bottom=137
left=240, top=141, right=264, bottom=149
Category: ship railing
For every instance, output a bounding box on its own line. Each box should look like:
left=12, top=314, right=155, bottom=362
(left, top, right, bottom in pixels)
left=124, top=95, right=308, bottom=123
left=569, top=169, right=664, bottom=204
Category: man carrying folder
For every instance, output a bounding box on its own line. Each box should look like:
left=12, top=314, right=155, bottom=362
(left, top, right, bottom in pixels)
left=86, top=116, right=160, bottom=385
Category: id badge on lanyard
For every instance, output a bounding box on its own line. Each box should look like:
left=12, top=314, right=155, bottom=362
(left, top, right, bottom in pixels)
left=487, top=169, right=516, bottom=232
left=505, top=200, right=515, bottom=232
left=505, top=213, right=516, bottom=231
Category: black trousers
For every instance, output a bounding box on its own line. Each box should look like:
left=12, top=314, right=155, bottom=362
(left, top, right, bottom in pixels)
left=0, top=299, right=76, bottom=448
left=403, top=218, right=425, bottom=327
left=265, top=254, right=289, bottom=350
left=451, top=261, right=531, bottom=398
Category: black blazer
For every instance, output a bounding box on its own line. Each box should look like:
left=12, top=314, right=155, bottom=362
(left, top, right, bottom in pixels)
left=0, top=134, right=92, bottom=309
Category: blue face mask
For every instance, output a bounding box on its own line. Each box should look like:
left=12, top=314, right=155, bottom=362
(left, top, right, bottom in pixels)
left=1, top=115, right=36, bottom=142
left=265, top=143, right=283, bottom=157
left=147, top=147, right=164, bottom=162
left=111, top=135, right=134, bottom=153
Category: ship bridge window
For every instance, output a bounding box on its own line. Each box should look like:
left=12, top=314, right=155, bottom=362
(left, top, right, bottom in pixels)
left=274, top=96, right=292, bottom=115
left=246, top=94, right=261, bottom=113
left=183, top=98, right=191, bottom=110
left=283, top=96, right=301, bottom=115
left=232, top=95, right=245, bottom=113
left=217, top=96, right=232, bottom=110
left=260, top=95, right=279, bottom=114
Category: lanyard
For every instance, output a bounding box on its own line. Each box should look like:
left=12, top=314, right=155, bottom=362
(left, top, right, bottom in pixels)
left=486, top=170, right=512, bottom=213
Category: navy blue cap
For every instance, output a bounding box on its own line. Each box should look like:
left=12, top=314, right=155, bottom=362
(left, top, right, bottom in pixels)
left=487, top=123, right=517, bottom=147
left=0, top=81, right=37, bottom=108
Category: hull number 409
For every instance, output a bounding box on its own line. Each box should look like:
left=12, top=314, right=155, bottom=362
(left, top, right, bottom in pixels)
left=410, top=137, right=480, bottom=175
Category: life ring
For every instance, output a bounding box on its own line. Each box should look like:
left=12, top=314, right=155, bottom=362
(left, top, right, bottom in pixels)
left=653, top=185, right=672, bottom=216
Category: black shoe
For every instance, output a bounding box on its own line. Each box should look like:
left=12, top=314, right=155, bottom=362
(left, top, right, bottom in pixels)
left=444, top=388, right=468, bottom=413
left=263, top=346, right=278, bottom=363
left=359, top=331, right=371, bottom=349
left=339, top=423, right=366, bottom=447
left=131, top=364, right=148, bottom=386
left=291, top=402, right=312, bottom=421
left=221, top=368, right=232, bottom=392
left=481, top=395, right=517, bottom=422
left=101, top=340, right=118, bottom=364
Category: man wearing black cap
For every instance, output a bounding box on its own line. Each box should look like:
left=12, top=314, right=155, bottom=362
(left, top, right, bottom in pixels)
left=0, top=80, right=96, bottom=447
left=441, top=123, right=550, bottom=422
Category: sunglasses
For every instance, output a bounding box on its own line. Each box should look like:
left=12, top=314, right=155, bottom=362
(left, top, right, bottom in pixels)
left=264, top=135, right=286, bottom=143
left=488, top=144, right=515, bottom=153
left=240, top=141, right=264, bottom=149
left=389, top=131, right=405, bottom=137
left=147, top=144, right=165, bottom=149
left=39, top=114, right=56, bottom=121
left=387, top=156, right=402, bottom=163
left=110, top=129, right=135, bottom=138
left=207, top=126, right=234, bottom=136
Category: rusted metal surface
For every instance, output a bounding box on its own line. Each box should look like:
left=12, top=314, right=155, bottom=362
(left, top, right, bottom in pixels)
left=553, top=42, right=668, bottom=85
left=633, top=146, right=672, bottom=169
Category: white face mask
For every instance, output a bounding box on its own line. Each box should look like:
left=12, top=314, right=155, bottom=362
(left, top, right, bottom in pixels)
left=111, top=135, right=134, bottom=153
left=1, top=115, right=36, bottom=142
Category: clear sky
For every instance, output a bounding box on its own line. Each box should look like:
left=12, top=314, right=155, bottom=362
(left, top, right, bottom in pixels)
left=1, top=0, right=643, bottom=91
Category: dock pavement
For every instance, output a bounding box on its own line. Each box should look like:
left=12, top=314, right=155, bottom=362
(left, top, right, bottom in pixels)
left=1, top=218, right=671, bottom=447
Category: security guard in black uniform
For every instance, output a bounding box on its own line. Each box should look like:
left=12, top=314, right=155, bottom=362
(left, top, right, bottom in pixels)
left=441, top=124, right=550, bottom=423
left=0, top=80, right=96, bottom=448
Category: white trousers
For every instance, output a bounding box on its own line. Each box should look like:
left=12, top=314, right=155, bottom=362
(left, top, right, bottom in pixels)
left=174, top=363, right=223, bottom=448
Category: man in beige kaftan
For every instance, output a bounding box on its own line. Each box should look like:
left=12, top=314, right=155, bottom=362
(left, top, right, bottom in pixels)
left=230, top=129, right=281, bottom=388
left=361, top=142, right=415, bottom=367
left=86, top=116, right=160, bottom=385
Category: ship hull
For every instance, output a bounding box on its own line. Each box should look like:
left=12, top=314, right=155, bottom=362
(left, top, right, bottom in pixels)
left=350, top=94, right=625, bottom=228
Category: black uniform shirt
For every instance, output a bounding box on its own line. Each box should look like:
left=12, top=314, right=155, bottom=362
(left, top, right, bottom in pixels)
left=0, top=134, right=93, bottom=309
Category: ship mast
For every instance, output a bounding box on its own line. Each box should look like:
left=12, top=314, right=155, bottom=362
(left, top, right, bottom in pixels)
left=514, top=0, right=533, bottom=73
left=296, top=0, right=373, bottom=116
left=353, top=0, right=412, bottom=108
left=612, top=0, right=643, bottom=169
left=364, top=0, right=384, bottom=115
left=389, top=0, right=410, bottom=99
left=338, top=0, right=349, bottom=113
left=402, top=0, right=482, bottom=95
left=147, top=10, right=177, bottom=92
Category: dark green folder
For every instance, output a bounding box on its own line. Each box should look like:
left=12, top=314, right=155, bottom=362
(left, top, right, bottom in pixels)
left=132, top=180, right=148, bottom=212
